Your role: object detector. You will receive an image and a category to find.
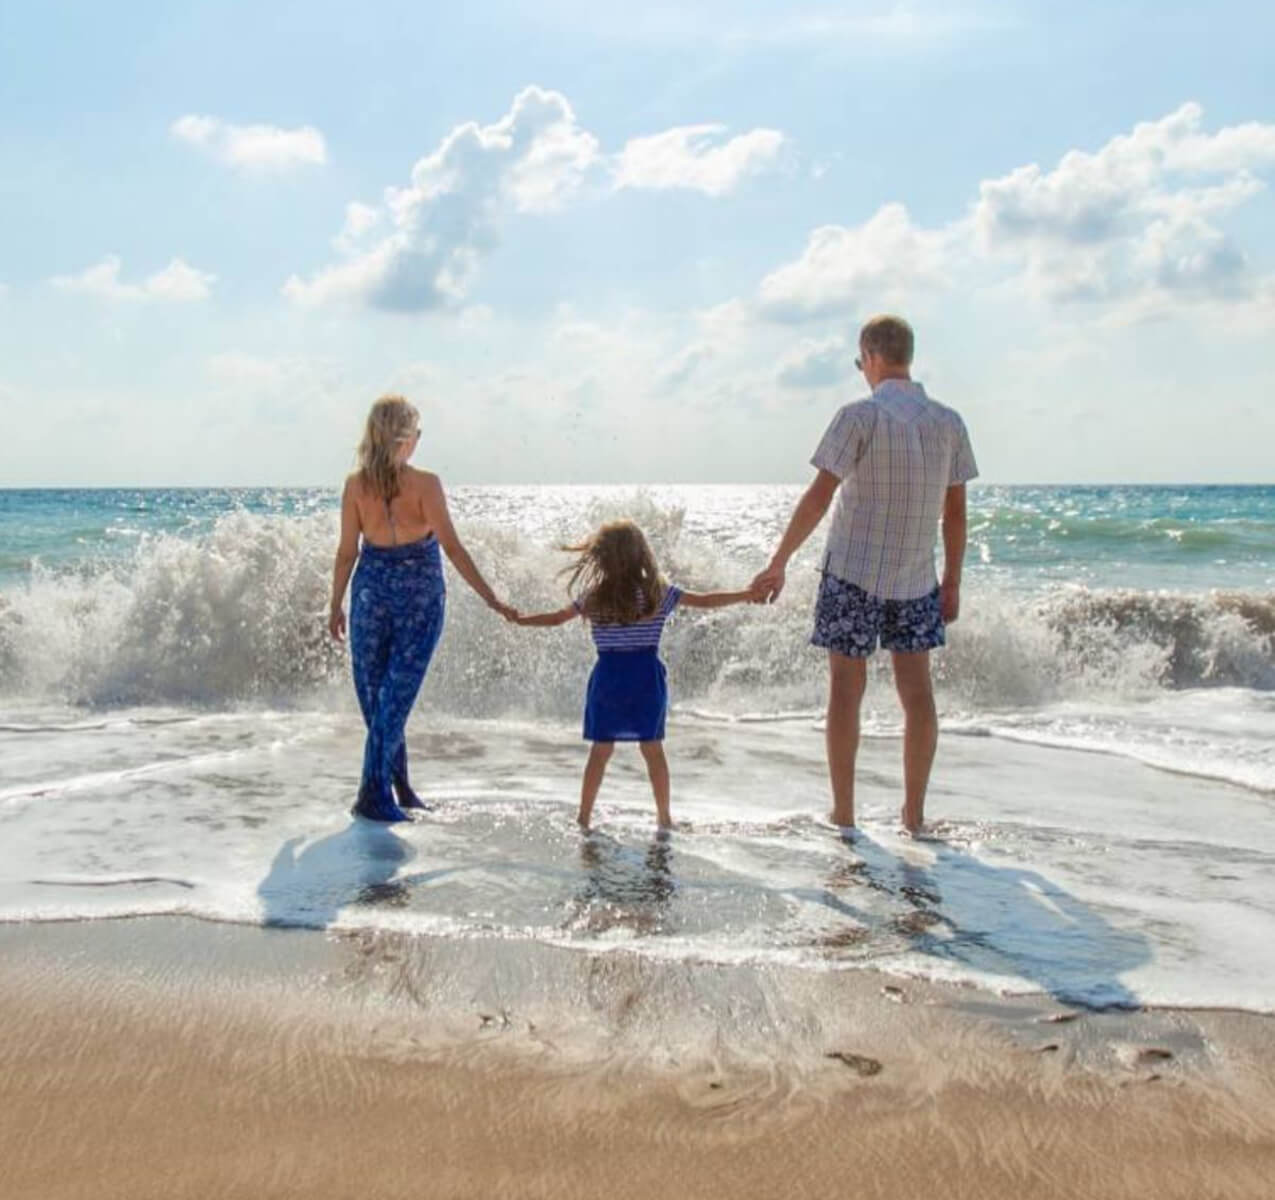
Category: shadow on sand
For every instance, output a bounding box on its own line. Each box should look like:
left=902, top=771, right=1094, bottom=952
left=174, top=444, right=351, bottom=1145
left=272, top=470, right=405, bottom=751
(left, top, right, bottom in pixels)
left=817, top=833, right=1150, bottom=1009
left=257, top=820, right=417, bottom=929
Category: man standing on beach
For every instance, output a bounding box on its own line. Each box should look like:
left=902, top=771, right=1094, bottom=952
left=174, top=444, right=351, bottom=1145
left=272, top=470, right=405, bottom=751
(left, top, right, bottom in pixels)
left=752, top=315, right=977, bottom=834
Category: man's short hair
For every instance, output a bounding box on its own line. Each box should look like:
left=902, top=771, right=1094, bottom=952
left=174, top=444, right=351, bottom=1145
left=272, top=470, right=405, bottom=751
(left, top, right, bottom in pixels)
left=859, top=315, right=914, bottom=366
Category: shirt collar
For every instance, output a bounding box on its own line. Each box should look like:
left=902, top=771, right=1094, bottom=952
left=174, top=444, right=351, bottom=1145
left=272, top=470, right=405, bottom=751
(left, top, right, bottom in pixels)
left=872, top=377, right=924, bottom=401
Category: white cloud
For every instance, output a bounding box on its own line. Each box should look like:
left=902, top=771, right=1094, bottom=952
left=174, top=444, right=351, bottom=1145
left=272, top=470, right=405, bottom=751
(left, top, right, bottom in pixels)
left=657, top=341, right=715, bottom=391
left=288, top=88, right=789, bottom=313
left=973, top=102, right=1275, bottom=310
left=333, top=201, right=381, bottom=252
left=285, top=86, right=601, bottom=311
left=776, top=335, right=856, bottom=388
left=171, top=114, right=327, bottom=170
left=51, top=255, right=214, bottom=302
left=615, top=124, right=785, bottom=196
left=744, top=102, right=1275, bottom=331
left=756, top=203, right=951, bottom=322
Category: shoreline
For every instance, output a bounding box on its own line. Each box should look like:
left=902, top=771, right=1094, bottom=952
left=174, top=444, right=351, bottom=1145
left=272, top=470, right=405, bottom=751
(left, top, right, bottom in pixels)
left=4, top=916, right=1274, bottom=1199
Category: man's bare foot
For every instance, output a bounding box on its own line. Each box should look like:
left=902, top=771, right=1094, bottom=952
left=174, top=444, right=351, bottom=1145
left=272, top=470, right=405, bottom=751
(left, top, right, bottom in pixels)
left=829, top=809, right=855, bottom=828
left=900, top=813, right=946, bottom=840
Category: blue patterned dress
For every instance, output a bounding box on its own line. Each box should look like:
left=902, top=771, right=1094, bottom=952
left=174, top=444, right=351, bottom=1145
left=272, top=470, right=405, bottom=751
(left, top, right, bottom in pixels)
left=349, top=536, right=445, bottom=821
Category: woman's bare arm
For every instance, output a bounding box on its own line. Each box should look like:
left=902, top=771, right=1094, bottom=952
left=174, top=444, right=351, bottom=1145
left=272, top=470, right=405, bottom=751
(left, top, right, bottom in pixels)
left=420, top=473, right=515, bottom=619
left=328, top=477, right=362, bottom=640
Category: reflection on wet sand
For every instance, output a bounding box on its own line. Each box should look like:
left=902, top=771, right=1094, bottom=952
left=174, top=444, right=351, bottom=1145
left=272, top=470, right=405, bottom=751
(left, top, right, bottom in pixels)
left=568, top=833, right=675, bottom=937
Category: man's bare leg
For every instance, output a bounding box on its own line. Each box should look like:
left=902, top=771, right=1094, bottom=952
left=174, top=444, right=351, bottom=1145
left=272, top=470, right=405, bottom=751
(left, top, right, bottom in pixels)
left=578, top=742, right=613, bottom=829
left=892, top=651, right=938, bottom=833
left=826, top=652, right=868, bottom=827
left=638, top=740, right=672, bottom=829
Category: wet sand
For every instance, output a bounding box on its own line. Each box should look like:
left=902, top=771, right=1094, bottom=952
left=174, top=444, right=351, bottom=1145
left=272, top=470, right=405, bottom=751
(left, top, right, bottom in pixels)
left=2, top=917, right=1274, bottom=1200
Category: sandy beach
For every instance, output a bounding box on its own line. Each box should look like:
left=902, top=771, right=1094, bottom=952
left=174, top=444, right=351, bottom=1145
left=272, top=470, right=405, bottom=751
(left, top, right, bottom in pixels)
left=3, top=916, right=1273, bottom=1200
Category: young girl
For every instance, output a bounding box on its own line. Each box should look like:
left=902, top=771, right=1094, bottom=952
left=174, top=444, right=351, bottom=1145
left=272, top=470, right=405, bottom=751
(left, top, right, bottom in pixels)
left=515, top=520, right=757, bottom=830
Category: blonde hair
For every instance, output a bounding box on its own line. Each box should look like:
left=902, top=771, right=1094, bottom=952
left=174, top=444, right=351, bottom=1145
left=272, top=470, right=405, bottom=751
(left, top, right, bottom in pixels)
left=859, top=314, right=914, bottom=366
left=357, top=395, right=419, bottom=502
left=563, top=520, right=664, bottom=625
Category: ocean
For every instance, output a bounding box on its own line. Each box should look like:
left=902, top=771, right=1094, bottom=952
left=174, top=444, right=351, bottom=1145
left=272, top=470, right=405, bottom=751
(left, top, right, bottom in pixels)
left=1, top=484, right=1272, bottom=1013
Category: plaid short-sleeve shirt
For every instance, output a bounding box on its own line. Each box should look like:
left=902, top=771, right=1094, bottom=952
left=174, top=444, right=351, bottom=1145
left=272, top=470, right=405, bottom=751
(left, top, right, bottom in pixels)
left=811, top=379, right=977, bottom=601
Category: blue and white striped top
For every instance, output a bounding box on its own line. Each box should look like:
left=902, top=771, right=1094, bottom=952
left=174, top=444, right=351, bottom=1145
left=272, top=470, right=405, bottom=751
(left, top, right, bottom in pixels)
left=575, top=584, right=683, bottom=651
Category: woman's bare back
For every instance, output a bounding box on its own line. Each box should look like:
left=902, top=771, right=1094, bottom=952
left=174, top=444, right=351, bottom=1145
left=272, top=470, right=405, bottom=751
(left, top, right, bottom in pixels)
left=351, top=467, right=436, bottom=547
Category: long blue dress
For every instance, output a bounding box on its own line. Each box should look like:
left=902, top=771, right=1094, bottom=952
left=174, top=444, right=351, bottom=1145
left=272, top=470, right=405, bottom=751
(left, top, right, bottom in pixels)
left=349, top=536, right=445, bottom=821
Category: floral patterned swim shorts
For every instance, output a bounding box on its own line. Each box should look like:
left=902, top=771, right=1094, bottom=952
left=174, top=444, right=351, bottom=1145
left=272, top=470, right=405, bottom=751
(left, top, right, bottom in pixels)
left=811, top=572, right=944, bottom=657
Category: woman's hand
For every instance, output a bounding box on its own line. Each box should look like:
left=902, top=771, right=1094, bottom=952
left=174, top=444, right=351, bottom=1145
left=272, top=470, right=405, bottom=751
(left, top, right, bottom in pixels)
left=329, top=605, right=347, bottom=641
left=488, top=598, right=519, bottom=623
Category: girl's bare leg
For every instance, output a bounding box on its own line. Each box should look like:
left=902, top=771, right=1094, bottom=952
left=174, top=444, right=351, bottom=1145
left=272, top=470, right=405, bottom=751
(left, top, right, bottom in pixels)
left=638, top=740, right=672, bottom=829
left=579, top=742, right=613, bottom=829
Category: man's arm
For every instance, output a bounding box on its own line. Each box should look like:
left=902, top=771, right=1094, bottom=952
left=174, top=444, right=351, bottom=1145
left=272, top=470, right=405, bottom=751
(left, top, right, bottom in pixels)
left=940, top=483, right=966, bottom=622
left=750, top=469, right=840, bottom=603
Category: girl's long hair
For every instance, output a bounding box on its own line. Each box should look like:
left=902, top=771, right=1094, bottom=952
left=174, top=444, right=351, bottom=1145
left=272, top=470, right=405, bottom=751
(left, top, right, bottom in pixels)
left=357, top=395, right=419, bottom=502
left=563, top=520, right=664, bottom=625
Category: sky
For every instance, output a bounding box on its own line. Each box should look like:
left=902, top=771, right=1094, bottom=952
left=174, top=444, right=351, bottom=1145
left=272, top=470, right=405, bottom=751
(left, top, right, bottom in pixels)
left=1, top=0, right=1273, bottom=486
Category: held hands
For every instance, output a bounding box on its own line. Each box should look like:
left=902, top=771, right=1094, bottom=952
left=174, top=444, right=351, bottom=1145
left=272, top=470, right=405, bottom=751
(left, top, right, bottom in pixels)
left=488, top=597, right=520, bottom=623
left=749, top=561, right=786, bottom=605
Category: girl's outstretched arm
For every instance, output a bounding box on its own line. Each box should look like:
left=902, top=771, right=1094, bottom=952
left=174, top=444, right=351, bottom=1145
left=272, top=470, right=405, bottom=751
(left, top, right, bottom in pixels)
left=679, top=588, right=761, bottom=609
left=515, top=604, right=580, bottom=627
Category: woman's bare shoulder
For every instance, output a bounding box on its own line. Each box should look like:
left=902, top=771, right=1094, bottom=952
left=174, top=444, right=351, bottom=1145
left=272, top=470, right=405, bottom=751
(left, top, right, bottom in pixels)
left=403, top=466, right=441, bottom=491
left=342, top=471, right=365, bottom=497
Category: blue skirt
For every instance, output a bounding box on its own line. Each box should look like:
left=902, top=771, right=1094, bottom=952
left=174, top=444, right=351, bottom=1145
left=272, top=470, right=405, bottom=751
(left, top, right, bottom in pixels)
left=583, top=649, right=668, bottom=742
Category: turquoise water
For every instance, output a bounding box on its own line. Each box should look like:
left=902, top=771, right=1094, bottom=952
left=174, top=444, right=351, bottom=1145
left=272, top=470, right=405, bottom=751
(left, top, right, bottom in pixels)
left=3, top=484, right=1272, bottom=592
left=1, top=484, right=1274, bottom=1012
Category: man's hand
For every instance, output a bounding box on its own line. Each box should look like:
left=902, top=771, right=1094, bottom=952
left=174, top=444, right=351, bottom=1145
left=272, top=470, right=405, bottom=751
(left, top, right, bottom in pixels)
left=750, top=562, right=786, bottom=604
left=939, top=579, right=960, bottom=623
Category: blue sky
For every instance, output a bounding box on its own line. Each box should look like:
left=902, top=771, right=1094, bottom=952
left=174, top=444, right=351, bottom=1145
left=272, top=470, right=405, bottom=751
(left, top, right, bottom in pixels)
left=1, top=0, right=1272, bottom=485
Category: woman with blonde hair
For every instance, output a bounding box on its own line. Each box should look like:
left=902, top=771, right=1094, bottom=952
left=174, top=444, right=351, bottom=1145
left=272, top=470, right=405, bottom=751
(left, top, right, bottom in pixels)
left=329, top=395, right=515, bottom=821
